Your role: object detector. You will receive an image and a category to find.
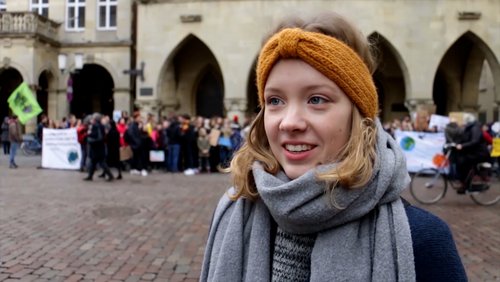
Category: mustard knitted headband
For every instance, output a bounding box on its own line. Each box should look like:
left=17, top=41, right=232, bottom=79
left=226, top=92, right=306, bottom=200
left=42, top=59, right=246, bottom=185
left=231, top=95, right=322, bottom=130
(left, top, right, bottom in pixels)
left=256, top=28, right=378, bottom=119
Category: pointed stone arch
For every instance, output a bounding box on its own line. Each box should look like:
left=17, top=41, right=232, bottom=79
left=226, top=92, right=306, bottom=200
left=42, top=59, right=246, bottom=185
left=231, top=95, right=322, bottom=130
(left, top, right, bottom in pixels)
left=0, top=67, right=23, bottom=122
left=194, top=64, right=224, bottom=118
left=36, top=69, right=55, bottom=120
left=368, top=32, right=410, bottom=122
left=158, top=34, right=224, bottom=117
left=246, top=56, right=259, bottom=117
left=70, top=63, right=115, bottom=118
left=433, top=31, right=500, bottom=122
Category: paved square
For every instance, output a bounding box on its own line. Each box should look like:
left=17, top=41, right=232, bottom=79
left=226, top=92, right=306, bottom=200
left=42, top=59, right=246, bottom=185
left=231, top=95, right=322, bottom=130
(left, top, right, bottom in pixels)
left=1, top=155, right=498, bottom=281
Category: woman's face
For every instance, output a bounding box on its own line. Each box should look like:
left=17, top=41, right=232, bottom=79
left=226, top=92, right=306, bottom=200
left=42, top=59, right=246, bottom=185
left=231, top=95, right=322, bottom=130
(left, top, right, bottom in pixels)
left=263, top=59, right=353, bottom=179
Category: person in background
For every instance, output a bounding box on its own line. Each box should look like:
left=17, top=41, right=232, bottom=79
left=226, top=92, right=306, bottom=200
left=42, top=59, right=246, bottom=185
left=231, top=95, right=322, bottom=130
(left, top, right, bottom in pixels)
left=197, top=127, right=210, bottom=173
left=401, top=115, right=414, bottom=131
left=230, top=122, right=243, bottom=157
left=101, top=115, right=111, bottom=134
left=140, top=124, right=154, bottom=175
left=84, top=113, right=114, bottom=181
left=69, top=114, right=77, bottom=128
left=481, top=123, right=493, bottom=146
left=102, top=120, right=123, bottom=179
left=48, top=119, right=59, bottom=129
left=151, top=123, right=166, bottom=170
left=166, top=114, right=181, bottom=172
left=1, top=116, right=10, bottom=155
left=125, top=112, right=146, bottom=176
left=218, top=119, right=233, bottom=169
left=179, top=114, right=196, bottom=175
left=455, top=113, right=491, bottom=193
left=208, top=117, right=221, bottom=172
left=161, top=119, right=170, bottom=171
left=116, top=117, right=128, bottom=147
left=76, top=117, right=89, bottom=172
left=36, top=114, right=48, bottom=143
left=201, top=12, right=466, bottom=281
left=121, top=111, right=129, bottom=123
left=145, top=113, right=155, bottom=137
left=8, top=116, right=22, bottom=168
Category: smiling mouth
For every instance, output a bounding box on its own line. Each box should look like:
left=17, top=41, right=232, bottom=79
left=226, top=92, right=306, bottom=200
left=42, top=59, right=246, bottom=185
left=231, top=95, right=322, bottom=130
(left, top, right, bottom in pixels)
left=284, top=144, right=314, bottom=153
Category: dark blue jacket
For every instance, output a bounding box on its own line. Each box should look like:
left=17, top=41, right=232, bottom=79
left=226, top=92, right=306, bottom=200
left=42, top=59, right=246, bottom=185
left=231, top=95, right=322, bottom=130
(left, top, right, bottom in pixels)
left=406, top=204, right=467, bottom=281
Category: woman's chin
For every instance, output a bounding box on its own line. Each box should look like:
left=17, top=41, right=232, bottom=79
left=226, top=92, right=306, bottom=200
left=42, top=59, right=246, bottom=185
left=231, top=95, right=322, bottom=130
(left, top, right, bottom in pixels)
left=282, top=165, right=315, bottom=180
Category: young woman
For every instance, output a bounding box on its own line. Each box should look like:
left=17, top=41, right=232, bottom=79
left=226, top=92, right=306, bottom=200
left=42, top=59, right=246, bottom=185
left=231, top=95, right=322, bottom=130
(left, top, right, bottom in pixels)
left=201, top=12, right=466, bottom=281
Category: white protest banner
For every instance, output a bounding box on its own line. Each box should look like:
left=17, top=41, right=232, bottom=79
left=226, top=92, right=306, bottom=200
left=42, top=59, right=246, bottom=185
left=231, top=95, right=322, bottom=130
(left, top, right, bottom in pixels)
left=42, top=128, right=82, bottom=170
left=394, top=130, right=446, bottom=172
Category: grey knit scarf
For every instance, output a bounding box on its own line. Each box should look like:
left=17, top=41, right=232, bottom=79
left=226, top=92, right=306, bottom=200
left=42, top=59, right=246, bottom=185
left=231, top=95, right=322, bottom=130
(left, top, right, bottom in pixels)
left=201, top=121, right=415, bottom=281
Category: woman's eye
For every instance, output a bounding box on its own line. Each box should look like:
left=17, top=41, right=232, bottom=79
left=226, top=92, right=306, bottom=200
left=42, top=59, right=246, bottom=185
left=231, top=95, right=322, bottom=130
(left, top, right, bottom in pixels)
left=267, top=97, right=282, bottom=106
left=309, top=96, right=327, bottom=104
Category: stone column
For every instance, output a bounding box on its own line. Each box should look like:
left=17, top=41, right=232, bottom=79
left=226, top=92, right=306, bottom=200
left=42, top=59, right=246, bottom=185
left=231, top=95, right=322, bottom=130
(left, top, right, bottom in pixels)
left=24, top=84, right=38, bottom=133
left=55, top=89, right=70, bottom=120
left=47, top=88, right=58, bottom=120
left=113, top=88, right=132, bottom=115
left=458, top=103, right=480, bottom=113
left=134, top=99, right=162, bottom=120
left=224, top=97, right=247, bottom=125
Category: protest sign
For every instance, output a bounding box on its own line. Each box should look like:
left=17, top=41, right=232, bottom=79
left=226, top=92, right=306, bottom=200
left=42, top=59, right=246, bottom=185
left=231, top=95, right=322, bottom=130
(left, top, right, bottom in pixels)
left=41, top=128, right=82, bottom=170
left=428, top=114, right=449, bottom=132
left=394, top=130, right=446, bottom=172
left=7, top=82, right=43, bottom=124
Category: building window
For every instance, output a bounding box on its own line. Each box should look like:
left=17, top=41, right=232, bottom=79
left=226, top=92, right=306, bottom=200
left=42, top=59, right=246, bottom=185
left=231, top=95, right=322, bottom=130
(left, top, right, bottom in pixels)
left=0, top=0, right=6, bottom=12
left=66, top=0, right=85, bottom=31
left=31, top=0, right=49, bottom=18
left=97, top=0, right=117, bottom=30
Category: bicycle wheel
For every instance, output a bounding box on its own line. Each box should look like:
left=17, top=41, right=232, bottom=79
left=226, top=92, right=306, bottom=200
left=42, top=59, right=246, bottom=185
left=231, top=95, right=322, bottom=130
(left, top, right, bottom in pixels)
left=470, top=170, right=500, bottom=206
left=20, top=142, right=30, bottom=156
left=410, top=168, right=447, bottom=204
left=21, top=141, right=36, bottom=156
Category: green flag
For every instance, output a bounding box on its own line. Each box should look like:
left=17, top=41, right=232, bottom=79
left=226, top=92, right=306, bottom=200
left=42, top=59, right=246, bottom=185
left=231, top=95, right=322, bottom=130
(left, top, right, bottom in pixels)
left=7, top=82, right=43, bottom=124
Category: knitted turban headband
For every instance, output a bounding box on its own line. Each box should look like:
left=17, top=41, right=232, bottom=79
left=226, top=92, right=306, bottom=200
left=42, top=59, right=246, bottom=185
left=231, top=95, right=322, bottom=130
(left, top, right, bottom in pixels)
left=256, top=28, right=378, bottom=119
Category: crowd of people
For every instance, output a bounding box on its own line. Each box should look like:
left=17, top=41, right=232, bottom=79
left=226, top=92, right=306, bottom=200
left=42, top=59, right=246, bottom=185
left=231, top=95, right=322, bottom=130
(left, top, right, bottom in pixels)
left=34, top=111, right=251, bottom=181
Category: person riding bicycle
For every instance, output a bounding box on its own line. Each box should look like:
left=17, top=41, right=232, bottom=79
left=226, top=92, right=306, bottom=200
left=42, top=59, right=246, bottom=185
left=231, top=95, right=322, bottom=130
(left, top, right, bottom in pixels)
left=455, top=113, right=491, bottom=193
left=444, top=119, right=462, bottom=180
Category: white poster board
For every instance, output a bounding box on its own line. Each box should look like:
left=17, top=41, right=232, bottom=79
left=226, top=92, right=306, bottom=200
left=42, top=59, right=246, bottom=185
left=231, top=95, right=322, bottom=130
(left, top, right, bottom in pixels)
left=428, top=114, right=449, bottom=132
left=42, top=128, right=82, bottom=170
left=394, top=130, right=446, bottom=172
left=113, top=110, right=122, bottom=122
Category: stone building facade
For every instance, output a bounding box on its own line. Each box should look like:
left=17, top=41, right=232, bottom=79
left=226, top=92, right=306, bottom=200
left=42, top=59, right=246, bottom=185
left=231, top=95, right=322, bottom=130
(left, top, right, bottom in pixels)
left=0, top=0, right=134, bottom=131
left=135, top=0, right=499, bottom=124
left=0, top=0, right=499, bottom=132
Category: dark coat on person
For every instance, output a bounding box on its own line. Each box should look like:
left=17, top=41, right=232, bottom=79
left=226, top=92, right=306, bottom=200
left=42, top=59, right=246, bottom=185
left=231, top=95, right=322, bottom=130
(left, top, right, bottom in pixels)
left=87, top=122, right=106, bottom=160
left=167, top=121, right=181, bottom=146
left=405, top=203, right=467, bottom=281
left=106, top=123, right=121, bottom=167
left=461, top=121, right=490, bottom=162
left=1, top=120, right=9, bottom=142
left=125, top=121, right=142, bottom=150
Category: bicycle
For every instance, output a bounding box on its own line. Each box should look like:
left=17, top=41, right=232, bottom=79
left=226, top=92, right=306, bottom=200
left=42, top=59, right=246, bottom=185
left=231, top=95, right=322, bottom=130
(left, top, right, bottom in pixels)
left=21, top=134, right=42, bottom=156
left=410, top=143, right=500, bottom=206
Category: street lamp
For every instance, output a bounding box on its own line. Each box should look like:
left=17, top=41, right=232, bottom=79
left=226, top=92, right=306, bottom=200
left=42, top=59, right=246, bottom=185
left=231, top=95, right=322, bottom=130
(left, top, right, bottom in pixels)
left=58, top=53, right=84, bottom=74
left=123, top=61, right=145, bottom=82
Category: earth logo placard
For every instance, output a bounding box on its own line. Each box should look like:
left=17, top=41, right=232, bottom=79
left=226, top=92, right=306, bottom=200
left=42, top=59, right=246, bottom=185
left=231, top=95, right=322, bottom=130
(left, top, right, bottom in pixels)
left=67, top=150, right=79, bottom=164
left=400, top=136, right=415, bottom=151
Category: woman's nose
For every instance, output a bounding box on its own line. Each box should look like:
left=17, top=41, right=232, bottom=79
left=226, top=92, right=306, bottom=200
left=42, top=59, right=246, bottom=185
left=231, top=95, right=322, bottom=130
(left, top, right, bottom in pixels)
left=278, top=105, right=307, bottom=132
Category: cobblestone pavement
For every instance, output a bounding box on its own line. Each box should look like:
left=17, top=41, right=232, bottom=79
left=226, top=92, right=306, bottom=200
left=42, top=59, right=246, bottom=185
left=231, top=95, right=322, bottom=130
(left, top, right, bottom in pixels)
left=1, top=154, right=499, bottom=281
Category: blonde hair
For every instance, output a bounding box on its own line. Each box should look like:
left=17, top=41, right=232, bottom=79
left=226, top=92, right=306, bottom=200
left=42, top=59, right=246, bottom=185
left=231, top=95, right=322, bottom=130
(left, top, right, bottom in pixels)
left=229, top=12, right=378, bottom=201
